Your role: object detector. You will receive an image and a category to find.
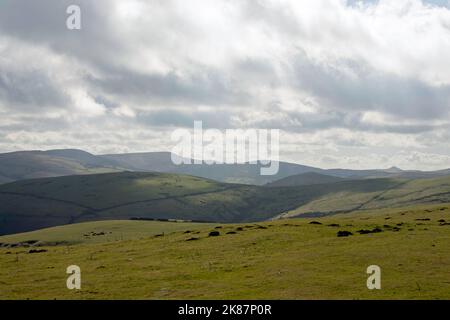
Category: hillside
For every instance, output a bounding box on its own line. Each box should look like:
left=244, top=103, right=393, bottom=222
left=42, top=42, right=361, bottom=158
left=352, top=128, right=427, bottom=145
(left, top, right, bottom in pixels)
left=2, top=149, right=449, bottom=186
left=0, top=149, right=123, bottom=182
left=1, top=204, right=450, bottom=299
left=0, top=172, right=400, bottom=235
left=266, top=172, right=346, bottom=187
left=102, top=152, right=327, bottom=184
left=2, top=171, right=450, bottom=235
left=0, top=149, right=327, bottom=185
left=278, top=175, right=450, bottom=219
left=0, top=149, right=450, bottom=185
left=0, top=220, right=214, bottom=246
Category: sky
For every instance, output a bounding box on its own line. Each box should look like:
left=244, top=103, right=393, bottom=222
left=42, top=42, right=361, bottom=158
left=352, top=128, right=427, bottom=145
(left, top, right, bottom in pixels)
left=1, top=0, right=450, bottom=170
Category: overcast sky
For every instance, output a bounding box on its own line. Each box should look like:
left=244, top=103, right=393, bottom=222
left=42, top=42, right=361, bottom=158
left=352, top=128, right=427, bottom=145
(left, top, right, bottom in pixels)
left=1, top=0, right=450, bottom=170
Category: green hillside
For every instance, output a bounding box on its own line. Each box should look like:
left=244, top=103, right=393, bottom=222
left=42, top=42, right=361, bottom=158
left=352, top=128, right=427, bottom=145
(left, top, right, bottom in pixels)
left=266, top=172, right=346, bottom=187
left=1, top=172, right=450, bottom=235
left=2, top=149, right=450, bottom=186
left=0, top=172, right=405, bottom=235
left=1, top=203, right=450, bottom=299
left=0, top=149, right=122, bottom=182
left=0, top=220, right=215, bottom=246
left=279, top=175, right=450, bottom=219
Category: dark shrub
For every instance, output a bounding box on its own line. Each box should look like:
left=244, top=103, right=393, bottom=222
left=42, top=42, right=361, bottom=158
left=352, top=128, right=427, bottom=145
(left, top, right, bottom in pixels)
left=337, top=231, right=353, bottom=237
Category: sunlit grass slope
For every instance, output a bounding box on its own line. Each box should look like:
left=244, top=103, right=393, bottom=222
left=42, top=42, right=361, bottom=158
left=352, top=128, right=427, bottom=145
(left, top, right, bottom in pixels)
left=1, top=203, right=450, bottom=299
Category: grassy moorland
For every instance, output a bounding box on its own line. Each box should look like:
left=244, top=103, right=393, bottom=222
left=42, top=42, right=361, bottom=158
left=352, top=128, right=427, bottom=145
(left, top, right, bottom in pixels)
left=1, top=203, right=450, bottom=300
left=0, top=220, right=215, bottom=246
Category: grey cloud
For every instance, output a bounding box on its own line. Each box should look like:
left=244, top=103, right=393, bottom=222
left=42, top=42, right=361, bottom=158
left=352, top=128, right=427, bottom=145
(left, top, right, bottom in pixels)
left=0, top=0, right=132, bottom=74
left=292, top=53, right=450, bottom=121
left=137, top=109, right=233, bottom=129
left=0, top=69, right=70, bottom=110
left=86, top=65, right=250, bottom=108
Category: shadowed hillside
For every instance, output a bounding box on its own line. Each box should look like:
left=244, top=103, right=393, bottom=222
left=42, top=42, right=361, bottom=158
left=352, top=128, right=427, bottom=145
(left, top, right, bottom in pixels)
left=1, top=171, right=450, bottom=235
left=266, top=172, right=346, bottom=187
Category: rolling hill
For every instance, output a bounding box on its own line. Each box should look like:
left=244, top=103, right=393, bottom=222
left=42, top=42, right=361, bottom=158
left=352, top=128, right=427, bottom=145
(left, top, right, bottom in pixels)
left=0, top=149, right=327, bottom=185
left=266, top=172, right=346, bottom=187
left=1, top=171, right=450, bottom=235
left=101, top=151, right=325, bottom=185
left=0, top=149, right=123, bottom=183
left=277, top=175, right=450, bottom=219
left=2, top=148, right=450, bottom=186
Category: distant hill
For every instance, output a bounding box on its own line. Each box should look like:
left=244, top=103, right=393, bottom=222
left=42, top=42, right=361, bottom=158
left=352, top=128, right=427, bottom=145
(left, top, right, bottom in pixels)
left=0, top=149, right=327, bottom=185
left=0, top=148, right=449, bottom=186
left=102, top=152, right=326, bottom=185
left=1, top=171, right=450, bottom=235
left=0, top=149, right=335, bottom=185
left=0, top=149, right=123, bottom=182
left=266, top=172, right=346, bottom=187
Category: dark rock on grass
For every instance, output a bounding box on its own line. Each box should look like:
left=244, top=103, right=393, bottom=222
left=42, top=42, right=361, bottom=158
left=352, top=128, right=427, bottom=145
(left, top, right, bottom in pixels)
left=385, top=217, right=392, bottom=220
left=154, top=233, right=164, bottom=238
left=28, top=249, right=47, bottom=254
left=309, top=221, right=322, bottom=225
left=85, top=231, right=106, bottom=237
left=415, top=218, right=431, bottom=221
left=255, top=225, right=268, bottom=229
left=236, top=227, right=244, bottom=231
left=22, top=240, right=39, bottom=245
left=5, top=251, right=12, bottom=254
left=337, top=231, right=353, bottom=237
left=357, top=228, right=382, bottom=235
left=215, top=226, right=223, bottom=229
left=226, top=231, right=237, bottom=235
left=186, top=237, right=199, bottom=241
left=408, top=228, right=414, bottom=231
left=396, top=223, right=404, bottom=226
left=440, top=207, right=448, bottom=211
left=208, top=231, right=220, bottom=237
left=328, top=224, right=340, bottom=227
left=438, top=219, right=446, bottom=223
left=392, top=227, right=401, bottom=232
left=383, top=225, right=393, bottom=228
left=439, top=222, right=450, bottom=226
left=183, top=230, right=192, bottom=234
